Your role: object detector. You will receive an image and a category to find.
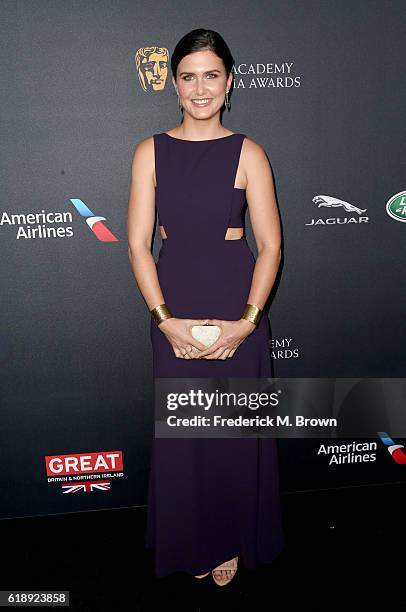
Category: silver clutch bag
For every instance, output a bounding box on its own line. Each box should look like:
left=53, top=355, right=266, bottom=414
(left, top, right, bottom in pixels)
left=191, top=325, right=221, bottom=353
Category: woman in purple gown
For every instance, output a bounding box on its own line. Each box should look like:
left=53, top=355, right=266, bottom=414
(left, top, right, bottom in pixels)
left=127, top=28, right=284, bottom=586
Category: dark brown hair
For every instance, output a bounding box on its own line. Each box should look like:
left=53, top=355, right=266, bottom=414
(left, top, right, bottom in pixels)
left=170, top=28, right=234, bottom=80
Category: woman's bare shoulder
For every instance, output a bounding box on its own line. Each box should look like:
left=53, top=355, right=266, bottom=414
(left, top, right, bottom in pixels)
left=242, top=135, right=268, bottom=158
left=241, top=136, right=270, bottom=181
left=129, top=137, right=156, bottom=189
left=130, top=135, right=155, bottom=170
left=132, top=135, right=154, bottom=157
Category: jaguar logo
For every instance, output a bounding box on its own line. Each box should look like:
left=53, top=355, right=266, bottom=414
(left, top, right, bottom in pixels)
left=312, top=195, right=367, bottom=215
left=306, top=194, right=369, bottom=226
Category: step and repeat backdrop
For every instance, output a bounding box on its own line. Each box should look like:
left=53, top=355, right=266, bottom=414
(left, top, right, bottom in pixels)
left=1, top=0, right=405, bottom=519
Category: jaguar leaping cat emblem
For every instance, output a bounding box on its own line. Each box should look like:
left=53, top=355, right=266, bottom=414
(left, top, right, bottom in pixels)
left=312, top=195, right=367, bottom=215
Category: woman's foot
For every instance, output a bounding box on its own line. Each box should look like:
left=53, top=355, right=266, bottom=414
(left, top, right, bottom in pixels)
left=211, top=556, right=238, bottom=586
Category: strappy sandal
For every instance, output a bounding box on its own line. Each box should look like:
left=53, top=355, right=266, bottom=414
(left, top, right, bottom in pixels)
left=194, top=571, right=210, bottom=579
left=211, top=556, right=238, bottom=586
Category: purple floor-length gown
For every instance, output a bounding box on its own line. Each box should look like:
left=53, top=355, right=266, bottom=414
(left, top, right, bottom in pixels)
left=145, top=131, right=285, bottom=577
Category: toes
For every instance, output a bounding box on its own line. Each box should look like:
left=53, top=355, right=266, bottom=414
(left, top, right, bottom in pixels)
left=212, top=561, right=238, bottom=585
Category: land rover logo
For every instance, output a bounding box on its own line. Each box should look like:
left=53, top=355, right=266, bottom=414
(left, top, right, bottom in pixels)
left=386, top=191, right=406, bottom=223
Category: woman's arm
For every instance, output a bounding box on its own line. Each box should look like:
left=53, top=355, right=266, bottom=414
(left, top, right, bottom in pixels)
left=243, top=137, right=282, bottom=309
left=127, top=136, right=166, bottom=311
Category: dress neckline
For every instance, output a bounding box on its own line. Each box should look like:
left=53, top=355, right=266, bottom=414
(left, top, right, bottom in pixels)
left=163, top=132, right=240, bottom=142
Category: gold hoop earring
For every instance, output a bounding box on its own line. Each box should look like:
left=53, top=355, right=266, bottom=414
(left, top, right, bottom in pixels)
left=225, top=90, right=231, bottom=112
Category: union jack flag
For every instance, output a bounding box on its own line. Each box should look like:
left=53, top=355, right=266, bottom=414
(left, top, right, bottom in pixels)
left=61, top=480, right=111, bottom=493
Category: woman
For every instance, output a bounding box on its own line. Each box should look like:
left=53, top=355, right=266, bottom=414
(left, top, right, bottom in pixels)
left=127, top=28, right=284, bottom=586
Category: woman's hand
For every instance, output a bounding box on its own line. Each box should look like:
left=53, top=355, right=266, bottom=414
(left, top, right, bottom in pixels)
left=157, top=317, right=211, bottom=359
left=195, top=318, right=256, bottom=360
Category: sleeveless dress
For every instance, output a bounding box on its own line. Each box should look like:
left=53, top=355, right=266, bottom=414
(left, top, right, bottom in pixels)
left=145, top=131, right=285, bottom=577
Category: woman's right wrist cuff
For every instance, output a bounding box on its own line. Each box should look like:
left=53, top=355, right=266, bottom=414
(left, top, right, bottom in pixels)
left=151, top=303, right=173, bottom=327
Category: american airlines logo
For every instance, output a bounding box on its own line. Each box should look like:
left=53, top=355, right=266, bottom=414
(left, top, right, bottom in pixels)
left=378, top=432, right=406, bottom=465
left=1, top=199, right=118, bottom=241
left=0, top=209, right=74, bottom=239
left=70, top=199, right=118, bottom=241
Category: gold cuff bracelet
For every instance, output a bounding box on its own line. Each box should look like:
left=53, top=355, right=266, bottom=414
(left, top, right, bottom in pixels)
left=241, top=303, right=263, bottom=326
left=151, top=303, right=173, bottom=326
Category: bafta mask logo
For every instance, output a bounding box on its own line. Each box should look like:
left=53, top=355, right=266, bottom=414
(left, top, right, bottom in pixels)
left=135, top=46, right=169, bottom=92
